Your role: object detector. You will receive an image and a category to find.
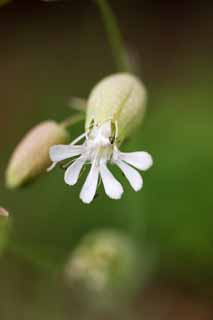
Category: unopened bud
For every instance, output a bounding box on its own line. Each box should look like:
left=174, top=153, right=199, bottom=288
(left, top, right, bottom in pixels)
left=86, top=73, right=147, bottom=142
left=6, top=121, right=69, bottom=189
left=65, top=230, right=140, bottom=297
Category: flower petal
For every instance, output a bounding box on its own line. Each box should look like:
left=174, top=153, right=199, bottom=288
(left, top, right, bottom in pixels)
left=80, top=162, right=99, bottom=204
left=119, top=151, right=153, bottom=171
left=64, top=157, right=86, bottom=186
left=100, top=163, right=123, bottom=199
left=116, top=160, right=143, bottom=191
left=49, top=145, right=83, bottom=162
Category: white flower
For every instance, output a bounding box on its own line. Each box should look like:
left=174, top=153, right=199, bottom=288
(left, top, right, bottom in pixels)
left=49, top=120, right=153, bottom=204
left=49, top=73, right=153, bottom=203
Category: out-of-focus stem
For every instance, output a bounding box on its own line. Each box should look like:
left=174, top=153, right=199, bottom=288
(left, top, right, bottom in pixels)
left=61, top=113, right=84, bottom=129
left=95, top=0, right=131, bottom=72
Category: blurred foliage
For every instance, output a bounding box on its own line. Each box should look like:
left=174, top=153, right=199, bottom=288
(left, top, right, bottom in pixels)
left=0, top=0, right=11, bottom=7
left=0, top=1, right=213, bottom=318
left=1, top=76, right=213, bottom=284
left=0, top=213, right=10, bottom=254
left=130, top=83, right=213, bottom=283
left=1, top=76, right=213, bottom=319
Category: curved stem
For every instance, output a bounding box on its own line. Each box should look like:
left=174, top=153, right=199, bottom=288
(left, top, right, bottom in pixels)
left=95, top=0, right=131, bottom=72
left=61, top=113, right=84, bottom=129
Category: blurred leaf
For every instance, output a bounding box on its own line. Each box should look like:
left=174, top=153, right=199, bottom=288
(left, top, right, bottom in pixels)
left=0, top=0, right=11, bottom=8
left=0, top=210, right=10, bottom=255
left=2, top=69, right=213, bottom=284
left=128, top=86, right=213, bottom=282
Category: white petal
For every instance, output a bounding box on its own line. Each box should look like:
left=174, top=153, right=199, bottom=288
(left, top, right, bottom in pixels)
left=119, top=151, right=153, bottom=171
left=116, top=160, right=143, bottom=191
left=80, top=163, right=99, bottom=204
left=100, top=163, right=123, bottom=199
left=64, top=157, right=86, bottom=186
left=49, top=145, right=83, bottom=162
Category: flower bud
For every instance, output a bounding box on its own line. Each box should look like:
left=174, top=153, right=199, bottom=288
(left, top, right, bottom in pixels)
left=65, top=230, right=140, bottom=297
left=6, top=121, right=69, bottom=189
left=86, top=73, right=147, bottom=142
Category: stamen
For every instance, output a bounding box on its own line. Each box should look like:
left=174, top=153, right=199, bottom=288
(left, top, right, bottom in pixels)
left=69, top=132, right=87, bottom=146
left=47, top=162, right=57, bottom=172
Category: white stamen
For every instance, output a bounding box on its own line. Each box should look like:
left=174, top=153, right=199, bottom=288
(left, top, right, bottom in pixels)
left=69, top=132, right=87, bottom=146
left=47, top=161, right=57, bottom=172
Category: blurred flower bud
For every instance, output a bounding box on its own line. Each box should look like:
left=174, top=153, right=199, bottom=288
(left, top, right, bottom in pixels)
left=68, top=97, right=87, bottom=112
left=86, top=73, right=147, bottom=142
left=65, top=230, right=140, bottom=298
left=6, top=121, right=69, bottom=189
left=0, top=207, right=10, bottom=254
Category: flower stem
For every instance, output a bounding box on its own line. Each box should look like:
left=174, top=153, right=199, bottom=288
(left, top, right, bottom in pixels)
left=61, top=113, right=84, bottom=129
left=95, top=0, right=131, bottom=72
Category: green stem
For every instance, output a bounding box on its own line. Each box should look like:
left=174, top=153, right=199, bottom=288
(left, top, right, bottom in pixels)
left=95, top=0, right=131, bottom=72
left=61, top=113, right=84, bottom=128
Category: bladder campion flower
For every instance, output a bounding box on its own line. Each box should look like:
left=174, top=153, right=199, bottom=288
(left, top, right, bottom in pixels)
left=49, top=73, right=153, bottom=203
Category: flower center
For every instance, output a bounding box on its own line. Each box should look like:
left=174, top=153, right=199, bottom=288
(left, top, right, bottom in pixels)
left=86, top=121, right=115, bottom=164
